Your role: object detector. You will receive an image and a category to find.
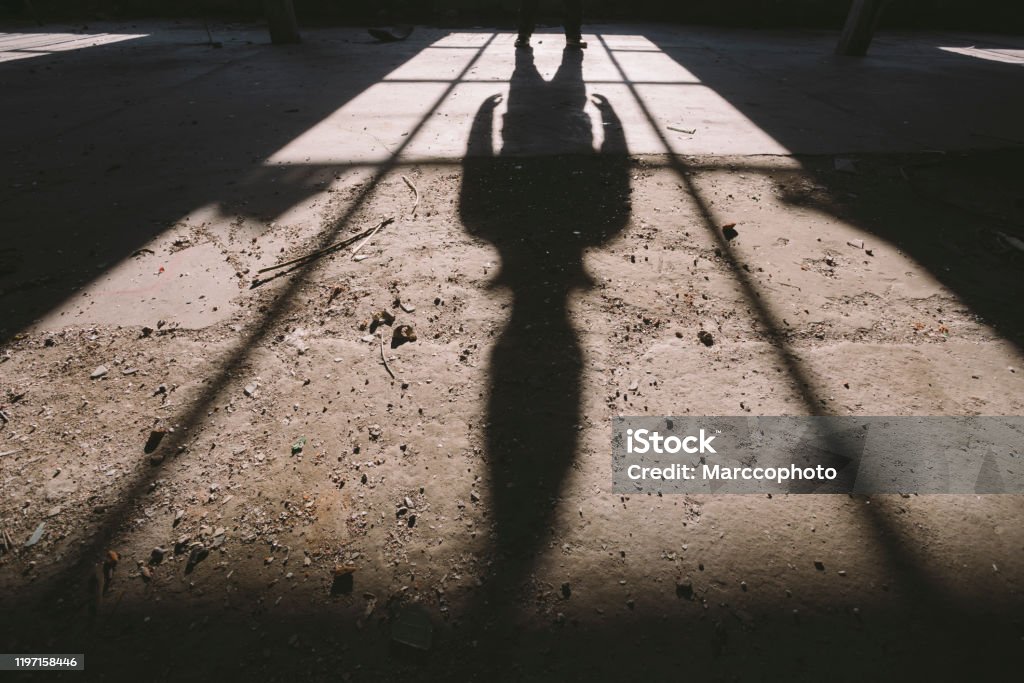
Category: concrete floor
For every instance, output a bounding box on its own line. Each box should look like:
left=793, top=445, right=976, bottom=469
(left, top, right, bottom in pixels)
left=2, top=20, right=1022, bottom=334
left=1, top=21, right=1022, bottom=333
left=1, top=19, right=1023, bottom=682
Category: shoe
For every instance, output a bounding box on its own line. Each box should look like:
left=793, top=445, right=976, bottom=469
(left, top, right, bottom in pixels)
left=566, top=37, right=587, bottom=49
left=514, top=36, right=530, bottom=49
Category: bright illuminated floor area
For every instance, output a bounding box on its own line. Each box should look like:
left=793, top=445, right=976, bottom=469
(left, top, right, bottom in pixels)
left=1, top=20, right=1023, bottom=681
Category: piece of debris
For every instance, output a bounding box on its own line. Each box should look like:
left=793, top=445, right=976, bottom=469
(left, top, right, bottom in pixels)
left=399, top=301, right=416, bottom=314
left=286, top=328, right=310, bottom=355
left=90, top=365, right=109, bottom=379
left=847, top=239, right=865, bottom=249
left=331, top=563, right=356, bottom=595
left=351, top=217, right=393, bottom=260
left=25, top=522, right=45, bottom=547
left=363, top=592, right=378, bottom=618
left=291, top=437, right=306, bottom=455
left=814, top=560, right=825, bottom=571
left=144, top=429, right=166, bottom=454
left=185, top=544, right=208, bottom=573
left=668, top=125, right=696, bottom=135
left=722, top=223, right=738, bottom=241
left=997, top=231, right=1024, bottom=254
left=370, top=309, right=396, bottom=331
left=402, top=175, right=420, bottom=218
left=697, top=330, right=715, bottom=347
left=834, top=158, right=858, bottom=174
left=391, top=325, right=417, bottom=348
left=380, top=334, right=395, bottom=379
left=102, top=550, right=119, bottom=592
left=368, top=24, right=414, bottom=42
left=244, top=383, right=258, bottom=397
left=256, top=217, right=394, bottom=275
left=391, top=605, right=434, bottom=651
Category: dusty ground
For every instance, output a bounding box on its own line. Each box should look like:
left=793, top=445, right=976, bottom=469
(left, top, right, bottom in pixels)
left=1, top=20, right=1023, bottom=682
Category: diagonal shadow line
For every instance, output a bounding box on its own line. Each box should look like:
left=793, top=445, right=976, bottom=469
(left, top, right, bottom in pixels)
left=33, top=31, right=500, bottom=621
left=594, top=34, right=830, bottom=414
left=597, top=32, right=955, bottom=610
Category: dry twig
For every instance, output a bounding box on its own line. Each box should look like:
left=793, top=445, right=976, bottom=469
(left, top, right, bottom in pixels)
left=402, top=175, right=420, bottom=217
left=380, top=331, right=395, bottom=379
left=257, top=217, right=394, bottom=274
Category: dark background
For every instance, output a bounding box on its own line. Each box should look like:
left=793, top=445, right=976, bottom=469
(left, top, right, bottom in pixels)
left=2, top=0, right=1024, bottom=33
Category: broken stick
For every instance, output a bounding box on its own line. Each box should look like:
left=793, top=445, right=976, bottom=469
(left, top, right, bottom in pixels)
left=351, top=218, right=389, bottom=260
left=380, top=331, right=395, bottom=379
left=402, top=175, right=419, bottom=218
left=257, top=217, right=394, bottom=274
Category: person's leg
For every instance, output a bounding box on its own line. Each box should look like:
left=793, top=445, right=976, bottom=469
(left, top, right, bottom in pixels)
left=563, top=0, right=585, bottom=47
left=518, top=0, right=540, bottom=44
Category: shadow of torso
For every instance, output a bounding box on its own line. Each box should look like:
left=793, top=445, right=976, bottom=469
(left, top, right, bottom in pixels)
left=459, top=48, right=631, bottom=603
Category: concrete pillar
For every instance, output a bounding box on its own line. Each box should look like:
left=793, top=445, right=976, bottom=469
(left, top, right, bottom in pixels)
left=836, top=0, right=886, bottom=56
left=265, top=0, right=301, bottom=45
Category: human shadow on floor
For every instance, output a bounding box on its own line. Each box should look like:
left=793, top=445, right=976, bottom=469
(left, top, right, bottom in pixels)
left=459, top=47, right=631, bottom=625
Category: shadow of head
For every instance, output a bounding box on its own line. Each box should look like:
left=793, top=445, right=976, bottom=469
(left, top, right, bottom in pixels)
left=458, top=48, right=631, bottom=589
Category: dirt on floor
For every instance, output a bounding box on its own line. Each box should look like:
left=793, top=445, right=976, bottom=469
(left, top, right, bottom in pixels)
left=1, top=149, right=1024, bottom=681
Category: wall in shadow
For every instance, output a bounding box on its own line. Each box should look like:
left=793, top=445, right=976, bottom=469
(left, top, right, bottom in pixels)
left=10, top=2, right=1024, bottom=32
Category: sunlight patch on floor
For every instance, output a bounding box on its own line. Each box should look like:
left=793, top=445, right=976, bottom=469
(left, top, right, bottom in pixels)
left=0, top=31, right=147, bottom=63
